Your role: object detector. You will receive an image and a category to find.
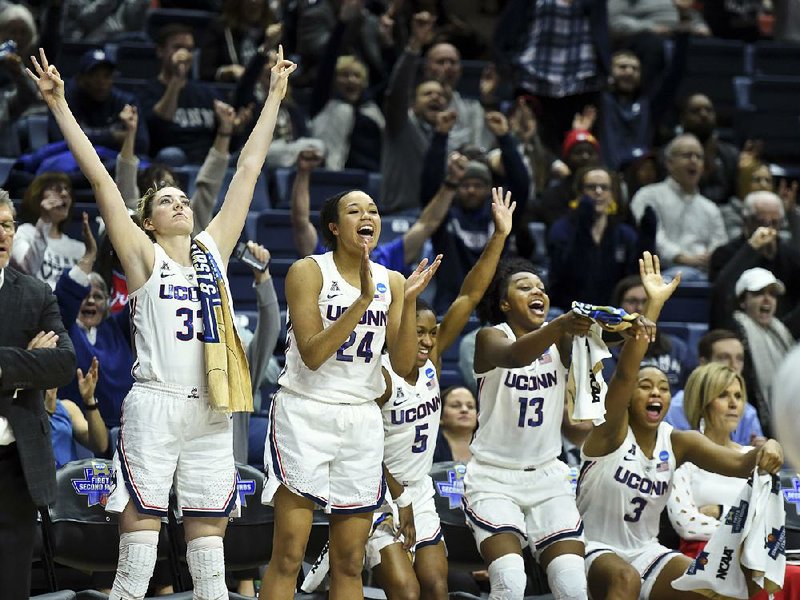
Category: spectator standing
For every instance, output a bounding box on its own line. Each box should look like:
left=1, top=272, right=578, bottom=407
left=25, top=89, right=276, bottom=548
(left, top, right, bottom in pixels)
left=630, top=133, right=727, bottom=279
left=665, top=329, right=765, bottom=447
left=11, top=172, right=86, bottom=289
left=494, top=0, right=610, bottom=152
left=199, top=0, right=280, bottom=82
left=61, top=0, right=149, bottom=43
left=548, top=166, right=641, bottom=310
left=678, top=93, right=740, bottom=205
left=140, top=24, right=221, bottom=165
left=381, top=11, right=447, bottom=213
left=0, top=10, right=39, bottom=158
left=48, top=48, right=149, bottom=154
left=0, top=192, right=76, bottom=598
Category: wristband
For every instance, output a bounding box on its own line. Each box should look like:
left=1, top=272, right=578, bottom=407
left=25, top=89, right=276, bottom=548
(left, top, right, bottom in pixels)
left=84, top=402, right=99, bottom=411
left=217, top=131, right=233, bottom=138
left=394, top=489, right=412, bottom=508
left=442, top=179, right=458, bottom=190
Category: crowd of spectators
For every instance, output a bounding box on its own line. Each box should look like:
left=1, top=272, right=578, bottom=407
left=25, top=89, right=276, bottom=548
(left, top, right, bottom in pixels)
left=1, top=0, right=800, bottom=596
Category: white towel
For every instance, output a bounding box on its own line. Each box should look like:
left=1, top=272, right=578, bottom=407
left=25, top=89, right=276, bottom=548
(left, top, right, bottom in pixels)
left=569, top=323, right=611, bottom=426
left=672, top=470, right=786, bottom=599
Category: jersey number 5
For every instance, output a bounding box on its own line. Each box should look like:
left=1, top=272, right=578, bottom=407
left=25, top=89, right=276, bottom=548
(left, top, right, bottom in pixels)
left=517, top=396, right=544, bottom=428
left=411, top=423, right=429, bottom=454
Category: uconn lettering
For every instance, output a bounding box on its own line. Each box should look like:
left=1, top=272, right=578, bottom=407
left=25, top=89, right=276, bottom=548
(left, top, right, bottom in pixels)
left=390, top=395, right=441, bottom=425
left=326, top=305, right=387, bottom=327
left=159, top=284, right=200, bottom=302
left=613, top=467, right=668, bottom=496
left=504, top=372, right=558, bottom=391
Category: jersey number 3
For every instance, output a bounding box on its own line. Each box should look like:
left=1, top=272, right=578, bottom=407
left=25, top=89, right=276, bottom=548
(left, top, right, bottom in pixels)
left=624, top=497, right=648, bottom=523
left=517, top=396, right=544, bottom=428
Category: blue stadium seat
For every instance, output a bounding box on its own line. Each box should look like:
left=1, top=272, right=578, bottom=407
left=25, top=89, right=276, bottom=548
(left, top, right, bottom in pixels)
left=114, top=43, right=159, bottom=79
left=268, top=258, right=293, bottom=309
left=735, top=76, right=800, bottom=166
left=61, top=203, right=102, bottom=241
left=26, top=114, right=50, bottom=151
left=254, top=209, right=300, bottom=259
left=227, top=260, right=258, bottom=311
left=145, top=9, right=216, bottom=42
left=440, top=368, right=465, bottom=389
left=113, top=77, right=149, bottom=96
left=675, top=38, right=748, bottom=125
left=658, top=321, right=708, bottom=356
left=272, top=168, right=370, bottom=210
left=0, top=157, right=15, bottom=187
left=380, top=214, right=413, bottom=244
left=366, top=171, right=382, bottom=204
left=216, top=168, right=270, bottom=212
left=752, top=41, right=800, bottom=77
left=659, top=282, right=710, bottom=324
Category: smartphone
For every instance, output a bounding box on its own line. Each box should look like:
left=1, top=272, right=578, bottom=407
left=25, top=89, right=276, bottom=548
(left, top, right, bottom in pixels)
left=234, top=242, right=269, bottom=272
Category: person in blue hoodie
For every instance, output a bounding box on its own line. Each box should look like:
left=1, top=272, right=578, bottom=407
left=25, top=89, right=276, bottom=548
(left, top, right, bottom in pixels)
left=48, top=48, right=149, bottom=155
left=54, top=213, right=134, bottom=432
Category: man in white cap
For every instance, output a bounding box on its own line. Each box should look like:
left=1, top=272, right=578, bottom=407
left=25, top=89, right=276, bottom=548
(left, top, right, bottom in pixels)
left=713, top=267, right=797, bottom=436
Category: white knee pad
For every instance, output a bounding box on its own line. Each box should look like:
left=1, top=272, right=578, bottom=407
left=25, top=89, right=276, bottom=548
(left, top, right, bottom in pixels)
left=488, top=553, right=527, bottom=600
left=546, top=553, right=588, bottom=600
left=186, top=535, right=227, bottom=600
left=109, top=530, right=159, bottom=600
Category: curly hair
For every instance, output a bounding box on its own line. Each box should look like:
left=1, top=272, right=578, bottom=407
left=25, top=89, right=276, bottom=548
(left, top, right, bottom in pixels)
left=476, top=257, right=540, bottom=325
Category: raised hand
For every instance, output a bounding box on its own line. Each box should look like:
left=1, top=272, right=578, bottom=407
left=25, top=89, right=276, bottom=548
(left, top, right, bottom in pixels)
left=39, top=195, right=64, bottom=224
left=214, top=99, right=236, bottom=135
left=269, top=45, right=297, bottom=100
left=754, top=439, right=784, bottom=474
left=446, top=151, right=468, bottom=184
left=491, top=187, right=516, bottom=237
left=359, top=242, right=375, bottom=302
left=435, top=109, right=457, bottom=134
left=485, top=111, right=510, bottom=137
left=748, top=225, right=778, bottom=253
left=479, top=63, right=499, bottom=100
left=297, top=148, right=324, bottom=172
left=25, top=48, right=65, bottom=108
left=404, top=254, right=443, bottom=300
left=27, top=330, right=58, bottom=350
left=738, top=139, right=763, bottom=169
left=572, top=104, right=597, bottom=131
left=246, top=240, right=272, bottom=283
left=170, top=48, right=192, bottom=87
left=119, top=104, right=138, bottom=132
left=77, top=356, right=100, bottom=404
left=627, top=315, right=657, bottom=343
left=639, top=251, right=680, bottom=307
left=78, top=212, right=97, bottom=273
left=409, top=11, right=436, bottom=51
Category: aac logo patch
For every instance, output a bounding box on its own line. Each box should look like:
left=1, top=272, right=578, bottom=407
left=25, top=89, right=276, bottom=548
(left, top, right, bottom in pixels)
left=72, top=463, right=115, bottom=507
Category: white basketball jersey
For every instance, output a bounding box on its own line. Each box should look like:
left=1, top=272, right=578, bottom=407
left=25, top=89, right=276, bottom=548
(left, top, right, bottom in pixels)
left=577, top=422, right=676, bottom=551
left=381, top=354, right=441, bottom=485
left=280, top=252, right=391, bottom=405
left=129, top=231, right=232, bottom=387
left=471, top=322, right=567, bottom=469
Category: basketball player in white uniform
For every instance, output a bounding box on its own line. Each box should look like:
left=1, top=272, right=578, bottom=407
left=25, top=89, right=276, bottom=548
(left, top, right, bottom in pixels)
left=366, top=188, right=516, bottom=600
left=463, top=256, right=596, bottom=600
left=577, top=252, right=784, bottom=600
left=30, top=47, right=297, bottom=600
left=260, top=188, right=441, bottom=600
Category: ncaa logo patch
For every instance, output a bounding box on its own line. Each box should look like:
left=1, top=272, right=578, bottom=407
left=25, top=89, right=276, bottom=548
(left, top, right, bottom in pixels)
left=436, top=464, right=467, bottom=509
left=72, top=462, right=115, bottom=507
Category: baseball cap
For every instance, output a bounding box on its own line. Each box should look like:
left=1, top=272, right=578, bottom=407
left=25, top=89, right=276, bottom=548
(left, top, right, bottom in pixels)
left=78, top=49, right=116, bottom=75
left=562, top=129, right=600, bottom=159
left=734, top=267, right=785, bottom=297
left=462, top=161, right=492, bottom=185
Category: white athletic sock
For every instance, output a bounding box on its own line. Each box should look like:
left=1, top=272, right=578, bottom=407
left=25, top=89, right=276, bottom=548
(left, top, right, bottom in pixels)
left=109, top=530, right=159, bottom=600
left=186, top=535, right=228, bottom=600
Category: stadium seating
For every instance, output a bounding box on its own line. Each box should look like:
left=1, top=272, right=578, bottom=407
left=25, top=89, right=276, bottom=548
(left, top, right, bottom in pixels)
left=735, top=76, right=800, bottom=166
left=658, top=281, right=711, bottom=324
left=254, top=209, right=300, bottom=259
left=115, top=43, right=160, bottom=80
left=58, top=42, right=104, bottom=79
left=272, top=168, right=371, bottom=210
left=144, top=9, right=216, bottom=42
left=751, top=41, right=800, bottom=77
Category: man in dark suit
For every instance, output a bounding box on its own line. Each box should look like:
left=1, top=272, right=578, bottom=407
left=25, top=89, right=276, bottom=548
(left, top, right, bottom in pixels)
left=0, top=192, right=76, bottom=597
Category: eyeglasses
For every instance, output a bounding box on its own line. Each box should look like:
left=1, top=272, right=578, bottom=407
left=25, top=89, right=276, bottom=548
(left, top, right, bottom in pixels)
left=673, top=151, right=704, bottom=161
left=0, top=220, right=17, bottom=234
left=583, top=183, right=611, bottom=192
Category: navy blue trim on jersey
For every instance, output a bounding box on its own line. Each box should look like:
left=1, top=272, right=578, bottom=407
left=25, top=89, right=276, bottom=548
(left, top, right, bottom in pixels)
left=116, top=433, right=168, bottom=517
left=329, top=477, right=387, bottom=515
left=462, top=501, right=527, bottom=539
left=642, top=551, right=679, bottom=580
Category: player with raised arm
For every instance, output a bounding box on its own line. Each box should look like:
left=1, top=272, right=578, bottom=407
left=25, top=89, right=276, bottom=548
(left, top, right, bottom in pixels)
left=367, top=187, right=515, bottom=600
left=577, top=253, right=783, bottom=600
left=260, top=186, right=441, bottom=600
left=29, top=46, right=296, bottom=600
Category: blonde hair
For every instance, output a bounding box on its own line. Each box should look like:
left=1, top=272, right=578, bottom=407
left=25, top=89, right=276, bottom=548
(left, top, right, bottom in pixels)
left=683, top=363, right=747, bottom=430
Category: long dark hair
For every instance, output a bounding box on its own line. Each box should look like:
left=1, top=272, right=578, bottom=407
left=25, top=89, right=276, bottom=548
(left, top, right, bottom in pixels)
left=320, top=190, right=357, bottom=250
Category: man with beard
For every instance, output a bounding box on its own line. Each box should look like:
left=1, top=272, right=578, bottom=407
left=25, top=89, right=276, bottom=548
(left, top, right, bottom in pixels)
left=709, top=190, right=800, bottom=332
left=678, top=93, right=739, bottom=205
left=630, top=133, right=727, bottom=279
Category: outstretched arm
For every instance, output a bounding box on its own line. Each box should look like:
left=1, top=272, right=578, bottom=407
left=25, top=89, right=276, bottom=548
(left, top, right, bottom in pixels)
left=27, top=49, right=153, bottom=290
left=583, top=252, right=680, bottom=456
left=206, top=46, right=297, bottom=262
left=290, top=149, right=324, bottom=257
left=672, top=430, right=783, bottom=477
left=433, top=188, right=515, bottom=369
